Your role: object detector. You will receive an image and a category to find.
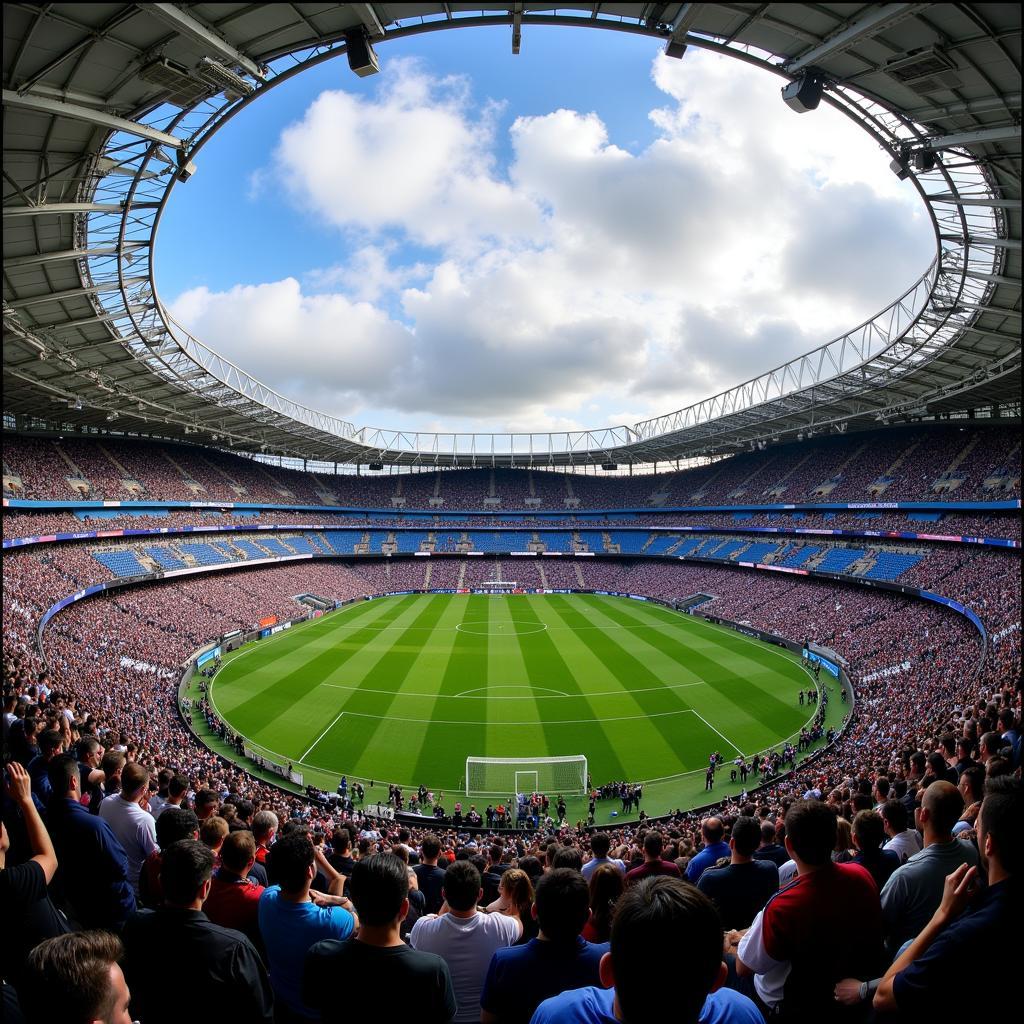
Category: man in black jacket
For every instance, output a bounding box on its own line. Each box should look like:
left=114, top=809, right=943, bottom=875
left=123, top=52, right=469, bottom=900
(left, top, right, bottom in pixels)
left=121, top=839, right=272, bottom=1023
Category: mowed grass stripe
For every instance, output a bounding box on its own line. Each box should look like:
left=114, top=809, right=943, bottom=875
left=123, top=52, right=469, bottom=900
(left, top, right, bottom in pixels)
left=408, top=596, right=491, bottom=784
left=512, top=597, right=631, bottom=782
left=347, top=595, right=469, bottom=784
left=545, top=595, right=712, bottom=770
left=214, top=597, right=396, bottom=707
left=221, top=595, right=419, bottom=734
left=589, top=595, right=806, bottom=752
left=482, top=596, right=581, bottom=770
left=316, top=595, right=453, bottom=770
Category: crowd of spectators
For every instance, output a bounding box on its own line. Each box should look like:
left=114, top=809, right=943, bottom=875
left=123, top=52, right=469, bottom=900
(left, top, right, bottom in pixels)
left=2, top=445, right=1021, bottom=1021
left=6, top=425, right=1019, bottom=507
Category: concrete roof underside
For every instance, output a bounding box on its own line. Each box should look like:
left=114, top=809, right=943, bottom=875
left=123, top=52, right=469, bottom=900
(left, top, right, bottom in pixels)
left=3, top=3, right=1021, bottom=468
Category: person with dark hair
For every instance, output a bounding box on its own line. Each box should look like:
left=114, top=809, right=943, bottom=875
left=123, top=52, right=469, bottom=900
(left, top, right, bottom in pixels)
left=532, top=877, right=761, bottom=1023
left=582, top=832, right=625, bottom=879
left=697, top=816, right=779, bottom=929
left=328, top=827, right=356, bottom=875
left=410, top=859, right=519, bottom=1024
left=732, top=800, right=883, bottom=1019
left=684, top=818, right=730, bottom=882
left=880, top=780, right=978, bottom=953
left=480, top=868, right=608, bottom=1024
left=304, top=854, right=455, bottom=1023
left=258, top=832, right=356, bottom=1019
left=625, top=831, right=682, bottom=884
left=204, top=829, right=265, bottom=943
left=26, top=727, right=64, bottom=806
left=122, top=839, right=272, bottom=1023
left=550, top=845, right=584, bottom=872
left=193, top=788, right=221, bottom=821
left=98, top=761, right=156, bottom=896
left=138, top=806, right=199, bottom=908
left=44, top=753, right=135, bottom=930
left=880, top=798, right=922, bottom=864
left=75, top=735, right=106, bottom=815
left=482, top=842, right=512, bottom=906
left=582, top=862, right=624, bottom=944
left=414, top=833, right=447, bottom=914
left=848, top=809, right=900, bottom=891
left=874, top=776, right=1022, bottom=1016
left=19, top=931, right=131, bottom=1024
left=0, top=760, right=68, bottom=992
left=753, top=821, right=788, bottom=867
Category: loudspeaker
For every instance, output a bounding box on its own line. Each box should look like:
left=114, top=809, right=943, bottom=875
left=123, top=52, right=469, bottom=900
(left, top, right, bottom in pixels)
left=368, top=462, right=384, bottom=471
left=781, top=74, right=823, bottom=113
left=345, top=31, right=380, bottom=78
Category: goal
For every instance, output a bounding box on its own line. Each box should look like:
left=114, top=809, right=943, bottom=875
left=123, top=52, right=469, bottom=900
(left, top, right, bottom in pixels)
left=465, top=755, right=588, bottom=796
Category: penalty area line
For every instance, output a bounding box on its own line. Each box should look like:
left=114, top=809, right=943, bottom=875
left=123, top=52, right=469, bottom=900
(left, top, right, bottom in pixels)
left=300, top=710, right=346, bottom=762
left=690, top=709, right=745, bottom=757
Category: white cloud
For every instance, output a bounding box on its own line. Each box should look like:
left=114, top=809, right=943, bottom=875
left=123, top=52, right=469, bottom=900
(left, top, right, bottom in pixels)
left=174, top=49, right=935, bottom=433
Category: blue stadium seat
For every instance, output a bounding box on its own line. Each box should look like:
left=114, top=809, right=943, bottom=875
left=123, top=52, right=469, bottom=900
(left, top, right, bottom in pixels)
left=862, top=553, right=922, bottom=579
left=780, top=546, right=819, bottom=567
left=146, top=546, right=185, bottom=570
left=816, top=548, right=865, bottom=573
left=322, top=531, right=361, bottom=554
left=92, top=550, right=146, bottom=577
left=537, top=531, right=573, bottom=552
left=178, top=542, right=229, bottom=567
left=608, top=531, right=647, bottom=553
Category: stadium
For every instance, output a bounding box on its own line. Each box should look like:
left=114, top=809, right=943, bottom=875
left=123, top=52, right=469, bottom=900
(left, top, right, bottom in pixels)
left=2, top=4, right=1020, bottom=1024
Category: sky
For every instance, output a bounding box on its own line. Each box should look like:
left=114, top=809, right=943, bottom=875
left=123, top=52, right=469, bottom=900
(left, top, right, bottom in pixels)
left=159, top=25, right=935, bottom=437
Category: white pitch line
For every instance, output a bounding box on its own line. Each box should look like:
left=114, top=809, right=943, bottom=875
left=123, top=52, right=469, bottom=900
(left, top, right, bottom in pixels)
left=299, top=710, right=347, bottom=762
left=689, top=708, right=745, bottom=757
left=330, top=708, right=698, bottom=727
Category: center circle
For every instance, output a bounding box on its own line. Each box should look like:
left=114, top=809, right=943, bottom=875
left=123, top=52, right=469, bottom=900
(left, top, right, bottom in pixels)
left=454, top=620, right=549, bottom=636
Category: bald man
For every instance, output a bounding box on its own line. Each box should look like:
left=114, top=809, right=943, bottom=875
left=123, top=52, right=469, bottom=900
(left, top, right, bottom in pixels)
left=684, top=818, right=730, bottom=884
left=879, top=780, right=979, bottom=953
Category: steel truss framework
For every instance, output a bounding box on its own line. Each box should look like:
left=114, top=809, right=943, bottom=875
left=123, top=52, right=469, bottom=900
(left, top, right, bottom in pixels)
left=3, top=4, right=1021, bottom=468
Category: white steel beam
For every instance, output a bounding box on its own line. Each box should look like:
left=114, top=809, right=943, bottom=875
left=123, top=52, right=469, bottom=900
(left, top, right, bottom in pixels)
left=924, top=125, right=1022, bottom=150
left=350, top=2, right=386, bottom=38
left=148, top=4, right=267, bottom=81
left=785, top=4, right=920, bottom=73
left=665, top=4, right=705, bottom=56
left=2, top=90, right=183, bottom=148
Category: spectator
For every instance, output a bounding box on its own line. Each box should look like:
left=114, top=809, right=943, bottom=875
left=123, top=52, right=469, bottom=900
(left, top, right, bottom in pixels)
left=847, top=809, right=900, bottom=891
left=874, top=777, right=1022, bottom=1016
left=327, top=827, right=356, bottom=876
left=193, top=788, right=220, bottom=821
left=752, top=821, right=788, bottom=867
left=258, top=832, right=356, bottom=1020
left=250, top=809, right=278, bottom=885
left=880, top=800, right=922, bottom=864
left=19, top=931, right=131, bottom=1024
left=581, top=832, right=625, bottom=879
left=203, top=829, right=265, bottom=945
left=482, top=843, right=512, bottom=906
left=0, top=761, right=67, bottom=990
left=199, top=814, right=229, bottom=864
left=733, top=800, right=883, bottom=1019
left=138, top=807, right=199, bottom=909
left=414, top=832, right=447, bottom=914
left=26, top=727, right=64, bottom=806
left=625, top=831, right=682, bottom=884
left=697, top=816, right=779, bottom=930
left=304, top=854, right=455, bottom=1023
left=481, top=868, right=609, bottom=1024
left=684, top=818, right=730, bottom=882
left=880, top=780, right=979, bottom=954
left=44, top=754, right=135, bottom=930
left=581, top=862, right=624, bottom=944
left=122, top=839, right=272, bottom=1023
left=97, top=762, right=156, bottom=896
left=410, top=859, right=520, bottom=1024
left=531, top=877, right=762, bottom=1023
left=486, top=867, right=537, bottom=942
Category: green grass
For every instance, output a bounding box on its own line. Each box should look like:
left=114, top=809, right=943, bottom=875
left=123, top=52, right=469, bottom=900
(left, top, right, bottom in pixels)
left=202, top=594, right=845, bottom=819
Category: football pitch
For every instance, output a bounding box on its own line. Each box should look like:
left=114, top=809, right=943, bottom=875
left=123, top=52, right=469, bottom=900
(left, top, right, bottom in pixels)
left=208, top=593, right=834, bottom=815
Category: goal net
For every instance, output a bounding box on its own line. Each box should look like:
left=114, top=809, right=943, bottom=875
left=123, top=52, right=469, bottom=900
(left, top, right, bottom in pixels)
left=465, top=755, right=588, bottom=796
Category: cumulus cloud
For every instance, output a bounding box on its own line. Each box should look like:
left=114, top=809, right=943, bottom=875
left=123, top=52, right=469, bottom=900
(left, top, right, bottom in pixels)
left=173, top=49, right=935, bottom=433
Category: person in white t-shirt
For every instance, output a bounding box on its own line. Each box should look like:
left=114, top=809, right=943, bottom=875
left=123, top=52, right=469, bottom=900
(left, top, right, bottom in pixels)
left=581, top=832, right=626, bottom=880
left=98, top=761, right=157, bottom=895
left=881, top=800, right=923, bottom=864
left=410, top=859, right=519, bottom=1024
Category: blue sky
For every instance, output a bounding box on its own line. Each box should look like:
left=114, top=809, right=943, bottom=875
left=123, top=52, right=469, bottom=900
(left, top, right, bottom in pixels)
left=160, top=24, right=935, bottom=435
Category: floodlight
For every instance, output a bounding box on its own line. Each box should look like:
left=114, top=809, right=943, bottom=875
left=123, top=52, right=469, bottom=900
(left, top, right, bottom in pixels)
left=195, top=56, right=255, bottom=99
left=345, top=30, right=380, bottom=77
left=176, top=149, right=197, bottom=182
left=781, top=72, right=824, bottom=113
left=913, top=149, right=937, bottom=172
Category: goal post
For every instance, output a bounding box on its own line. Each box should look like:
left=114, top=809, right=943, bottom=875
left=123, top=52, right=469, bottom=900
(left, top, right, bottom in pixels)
left=465, top=755, right=587, bottom=796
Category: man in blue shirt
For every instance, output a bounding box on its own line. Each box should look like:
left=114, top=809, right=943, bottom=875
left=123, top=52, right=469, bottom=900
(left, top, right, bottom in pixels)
left=45, top=753, right=135, bottom=930
left=529, top=877, right=763, bottom=1024
left=685, top=818, right=731, bottom=883
left=482, top=868, right=608, bottom=1024
left=258, top=832, right=357, bottom=1020
left=874, top=776, right=1021, bottom=1017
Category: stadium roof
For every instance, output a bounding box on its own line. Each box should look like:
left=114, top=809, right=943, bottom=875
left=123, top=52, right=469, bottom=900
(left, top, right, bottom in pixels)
left=3, top=3, right=1021, bottom=468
